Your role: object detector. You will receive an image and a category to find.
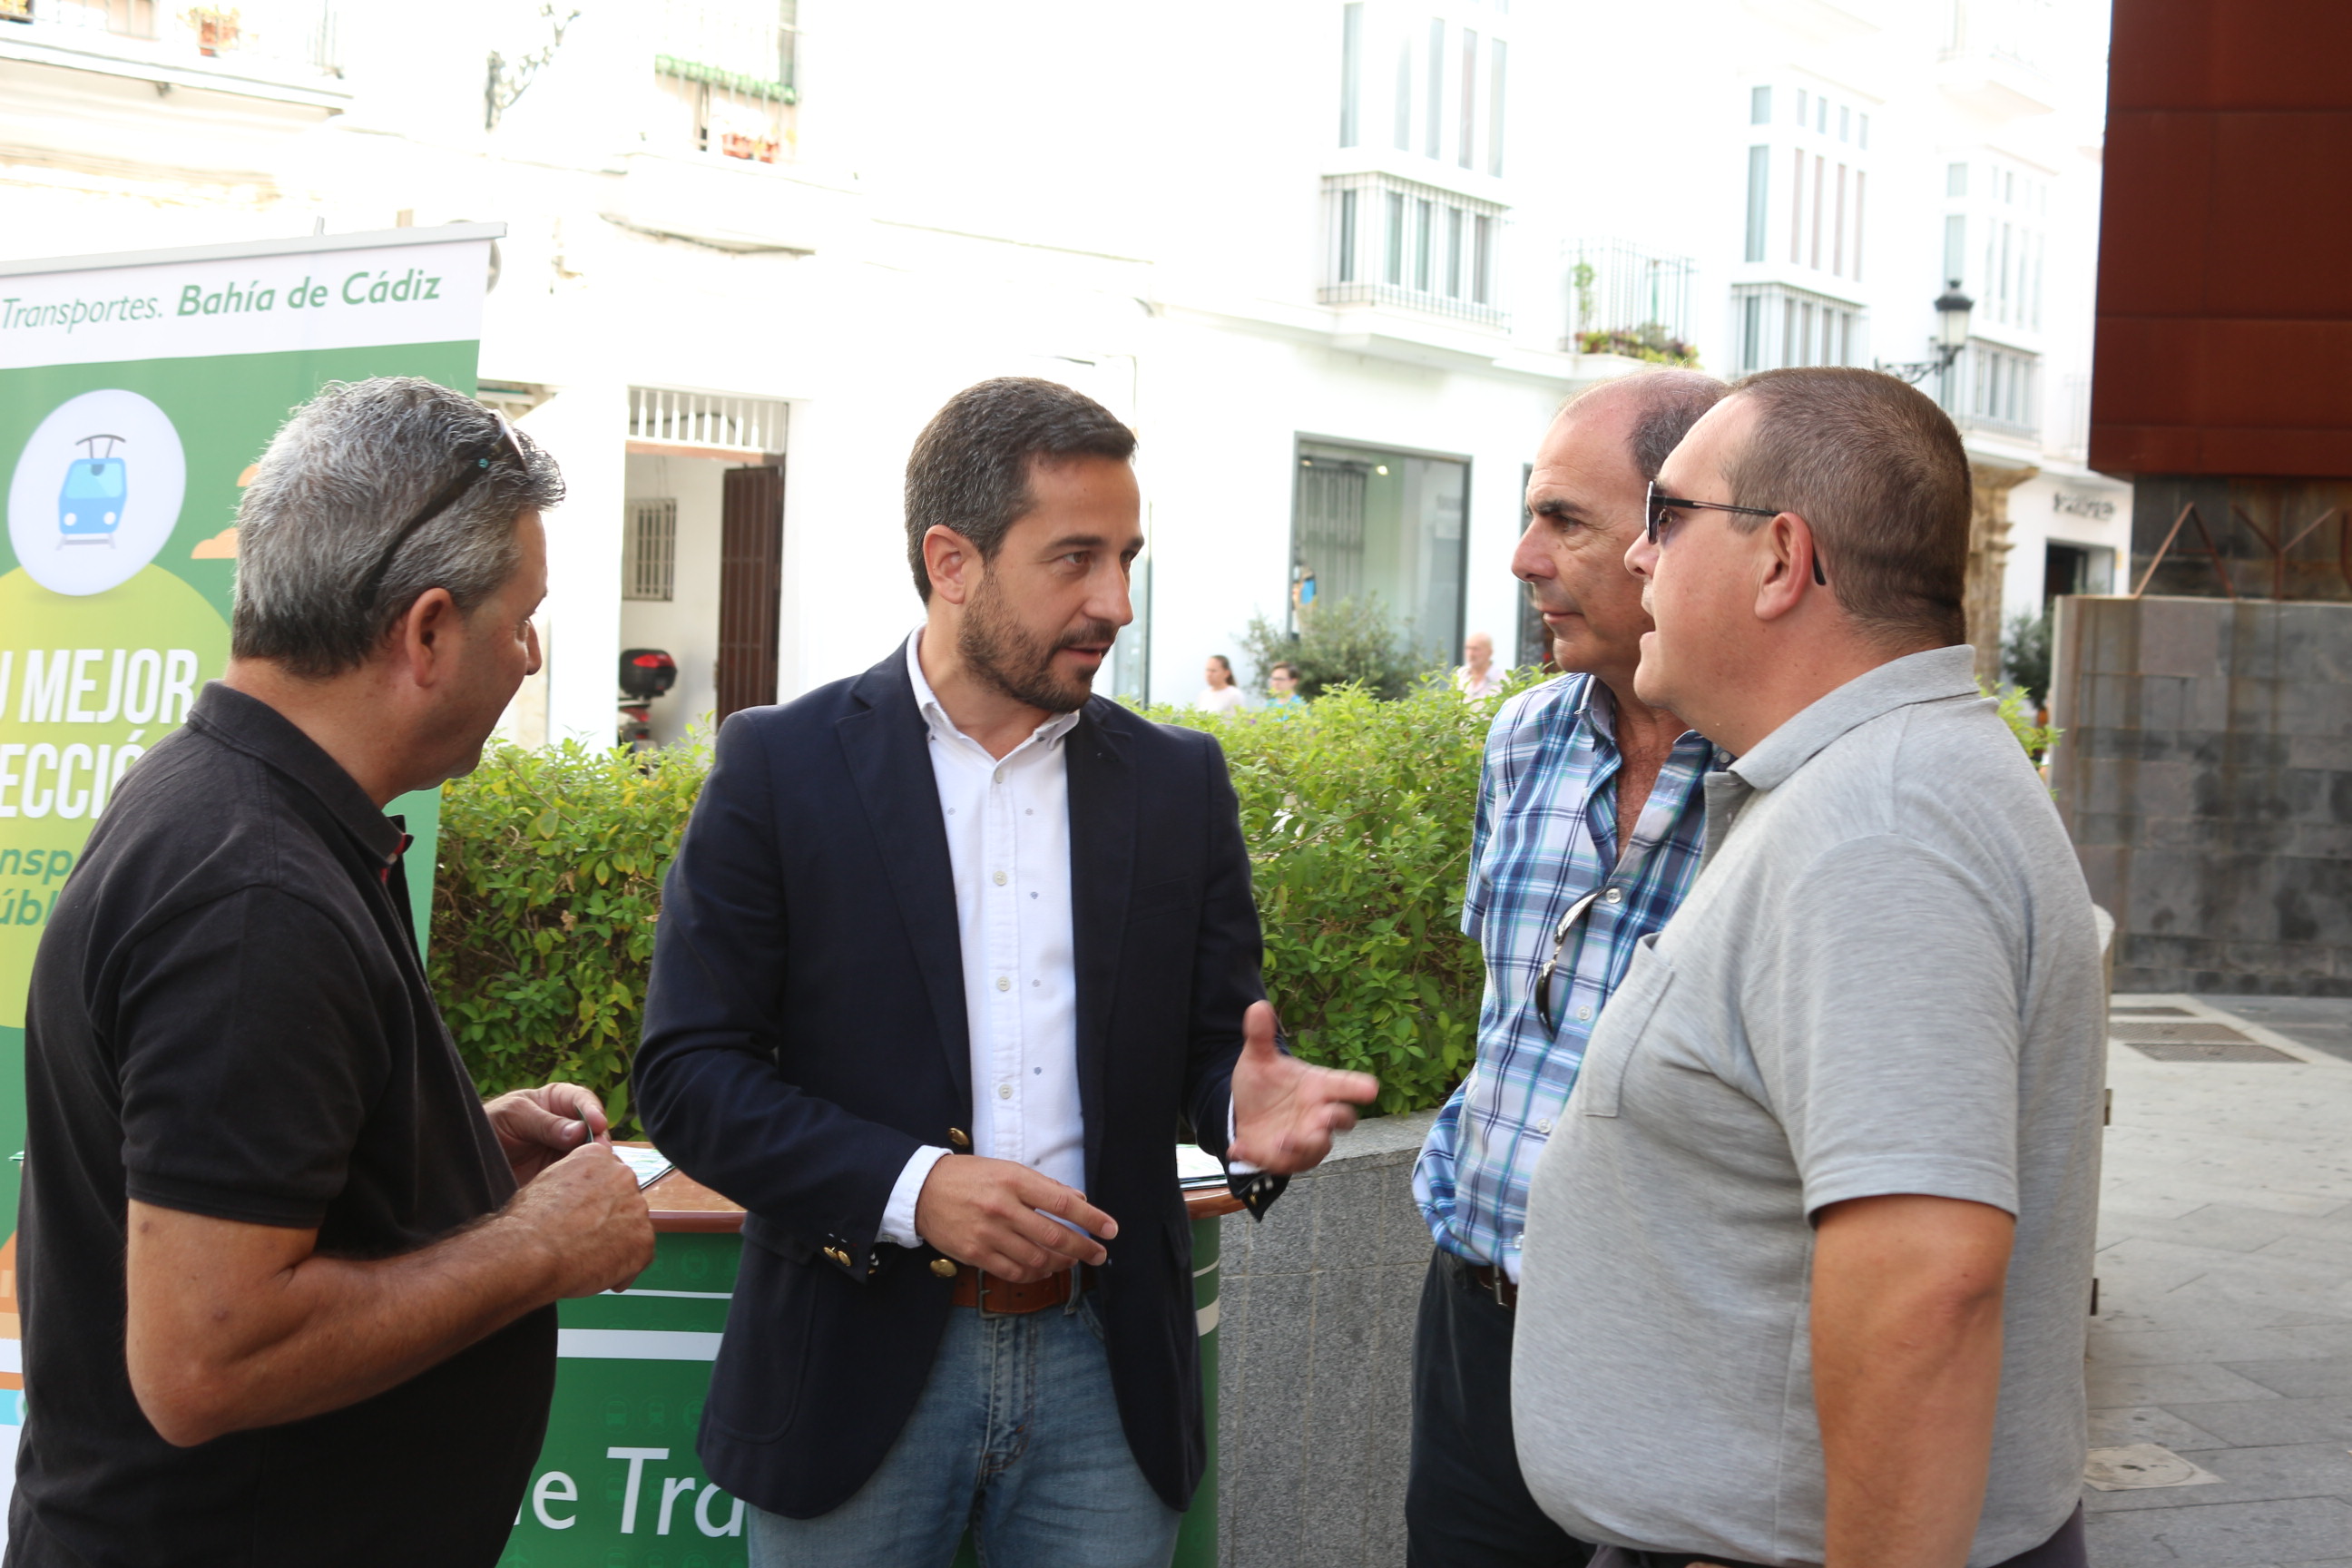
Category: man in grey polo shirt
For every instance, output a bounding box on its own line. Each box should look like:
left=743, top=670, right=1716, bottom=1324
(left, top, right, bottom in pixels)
left=1512, top=367, right=2104, bottom=1568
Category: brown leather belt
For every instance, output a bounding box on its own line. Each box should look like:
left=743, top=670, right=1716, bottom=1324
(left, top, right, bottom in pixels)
left=950, top=1263, right=1093, bottom=1314
left=1464, top=1262, right=1518, bottom=1309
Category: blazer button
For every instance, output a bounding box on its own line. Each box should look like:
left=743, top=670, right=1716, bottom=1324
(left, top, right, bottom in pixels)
left=948, top=1128, right=971, bottom=1149
left=825, top=1246, right=850, bottom=1267
left=931, top=1258, right=957, bottom=1279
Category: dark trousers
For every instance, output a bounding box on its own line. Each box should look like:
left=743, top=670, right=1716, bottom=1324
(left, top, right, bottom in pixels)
left=1407, top=1249, right=1594, bottom=1568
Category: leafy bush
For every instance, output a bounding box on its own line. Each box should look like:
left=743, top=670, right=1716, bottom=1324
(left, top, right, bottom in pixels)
left=1983, top=680, right=2060, bottom=765
left=1574, top=326, right=1701, bottom=368
left=1235, top=595, right=1433, bottom=701
left=1150, top=675, right=1514, bottom=1115
left=2002, top=608, right=2053, bottom=704
left=430, top=736, right=712, bottom=1135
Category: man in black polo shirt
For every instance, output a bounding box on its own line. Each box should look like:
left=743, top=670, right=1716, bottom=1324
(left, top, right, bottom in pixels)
left=9, top=378, right=655, bottom=1568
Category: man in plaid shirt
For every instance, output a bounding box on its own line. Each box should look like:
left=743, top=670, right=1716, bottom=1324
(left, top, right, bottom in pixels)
left=1407, top=371, right=1726, bottom=1568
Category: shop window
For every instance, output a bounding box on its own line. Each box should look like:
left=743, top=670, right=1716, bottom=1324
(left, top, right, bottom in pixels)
left=1291, top=442, right=1469, bottom=667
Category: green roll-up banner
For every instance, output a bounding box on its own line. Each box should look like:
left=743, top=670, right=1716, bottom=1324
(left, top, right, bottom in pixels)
left=0, top=225, right=501, bottom=1534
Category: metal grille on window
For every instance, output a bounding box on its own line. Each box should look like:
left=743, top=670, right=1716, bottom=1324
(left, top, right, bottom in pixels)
left=625, top=501, right=678, bottom=603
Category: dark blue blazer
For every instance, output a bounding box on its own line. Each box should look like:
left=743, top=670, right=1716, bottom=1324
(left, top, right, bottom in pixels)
left=634, top=645, right=1274, bottom=1519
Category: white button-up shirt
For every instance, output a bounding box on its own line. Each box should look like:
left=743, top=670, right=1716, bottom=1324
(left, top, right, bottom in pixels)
left=878, top=632, right=1085, bottom=1247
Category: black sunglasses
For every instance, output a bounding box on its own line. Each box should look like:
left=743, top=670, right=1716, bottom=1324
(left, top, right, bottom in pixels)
left=1643, top=480, right=1827, bottom=586
left=354, top=407, right=529, bottom=610
left=1533, top=888, right=1604, bottom=1036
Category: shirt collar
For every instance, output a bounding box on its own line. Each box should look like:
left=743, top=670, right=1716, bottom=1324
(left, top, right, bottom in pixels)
left=1728, top=644, right=1979, bottom=793
left=183, top=681, right=407, bottom=867
left=902, top=629, right=1083, bottom=753
left=1570, top=671, right=1726, bottom=766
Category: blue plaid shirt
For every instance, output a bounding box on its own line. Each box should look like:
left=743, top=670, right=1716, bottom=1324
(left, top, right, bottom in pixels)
left=1414, top=672, right=1720, bottom=1280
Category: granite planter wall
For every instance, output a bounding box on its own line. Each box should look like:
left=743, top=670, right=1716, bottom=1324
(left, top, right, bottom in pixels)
left=2052, top=594, right=2352, bottom=994
left=1214, top=1109, right=1436, bottom=1568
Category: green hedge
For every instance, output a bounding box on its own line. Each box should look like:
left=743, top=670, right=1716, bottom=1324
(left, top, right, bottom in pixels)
left=429, top=680, right=1506, bottom=1127
left=1145, top=679, right=1498, bottom=1114
left=430, top=737, right=712, bottom=1136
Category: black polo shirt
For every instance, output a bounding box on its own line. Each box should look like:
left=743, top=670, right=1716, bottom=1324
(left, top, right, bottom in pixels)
left=8, top=682, right=554, bottom=1568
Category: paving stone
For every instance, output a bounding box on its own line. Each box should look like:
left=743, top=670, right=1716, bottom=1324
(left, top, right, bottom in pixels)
left=2156, top=1395, right=2352, bottom=1448
left=2089, top=1360, right=2289, bottom=1408
left=2091, top=1406, right=2231, bottom=1449
left=2082, top=1494, right=2352, bottom=1566
left=2084, top=1442, right=2352, bottom=1514
left=2221, top=1358, right=2352, bottom=1399
left=2091, top=1322, right=2352, bottom=1367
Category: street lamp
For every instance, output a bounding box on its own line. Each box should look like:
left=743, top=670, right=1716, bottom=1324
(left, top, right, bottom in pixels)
left=1877, top=281, right=1975, bottom=385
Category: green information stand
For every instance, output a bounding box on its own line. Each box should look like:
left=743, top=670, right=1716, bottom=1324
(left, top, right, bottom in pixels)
left=499, top=1155, right=1236, bottom=1568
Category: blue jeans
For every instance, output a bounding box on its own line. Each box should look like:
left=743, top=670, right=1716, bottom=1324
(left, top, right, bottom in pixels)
left=747, top=1292, right=1181, bottom=1568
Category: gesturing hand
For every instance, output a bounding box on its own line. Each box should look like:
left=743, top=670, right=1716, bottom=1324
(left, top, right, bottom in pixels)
left=1229, top=1001, right=1379, bottom=1173
left=484, top=1083, right=611, bottom=1184
left=914, top=1156, right=1118, bottom=1285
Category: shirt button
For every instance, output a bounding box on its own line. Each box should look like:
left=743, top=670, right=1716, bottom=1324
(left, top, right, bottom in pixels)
left=997, top=1083, right=1013, bottom=1100
left=993, top=869, right=1007, bottom=887
left=1536, top=1119, right=1553, bottom=1135
left=1602, top=887, right=1622, bottom=904
left=995, top=975, right=1011, bottom=992
left=1577, top=1005, right=1592, bottom=1022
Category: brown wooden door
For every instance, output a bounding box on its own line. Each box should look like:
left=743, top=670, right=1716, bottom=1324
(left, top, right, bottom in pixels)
left=716, top=464, right=784, bottom=720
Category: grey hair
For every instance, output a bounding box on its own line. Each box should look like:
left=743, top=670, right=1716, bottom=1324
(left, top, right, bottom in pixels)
left=903, top=377, right=1136, bottom=603
left=230, top=377, right=564, bottom=678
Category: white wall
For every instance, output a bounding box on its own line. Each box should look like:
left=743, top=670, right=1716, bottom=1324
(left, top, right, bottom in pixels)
left=619, top=454, right=730, bottom=746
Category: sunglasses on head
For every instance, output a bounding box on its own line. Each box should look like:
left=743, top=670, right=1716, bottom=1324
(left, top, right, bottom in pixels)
left=1642, top=480, right=1828, bottom=587
left=355, top=407, right=529, bottom=610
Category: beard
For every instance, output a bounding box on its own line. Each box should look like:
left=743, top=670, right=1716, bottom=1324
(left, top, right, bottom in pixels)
left=958, top=575, right=1119, bottom=714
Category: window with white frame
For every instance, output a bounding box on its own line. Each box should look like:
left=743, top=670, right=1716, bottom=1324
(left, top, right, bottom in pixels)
left=2, top=0, right=342, bottom=74
left=1321, top=172, right=1506, bottom=326
left=1742, top=82, right=1870, bottom=289
left=1729, top=283, right=1868, bottom=375
left=653, top=0, right=799, bottom=164
left=1938, top=339, right=2040, bottom=435
left=1940, top=153, right=2050, bottom=334
left=1336, top=3, right=1508, bottom=177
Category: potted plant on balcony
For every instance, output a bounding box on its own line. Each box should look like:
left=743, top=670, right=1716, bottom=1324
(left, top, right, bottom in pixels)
left=183, top=5, right=242, bottom=55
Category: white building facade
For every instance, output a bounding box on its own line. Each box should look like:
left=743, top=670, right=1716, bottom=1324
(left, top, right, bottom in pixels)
left=0, top=0, right=2122, bottom=742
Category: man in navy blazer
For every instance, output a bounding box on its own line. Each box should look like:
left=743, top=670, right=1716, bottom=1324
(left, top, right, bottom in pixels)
left=635, top=377, right=1377, bottom=1568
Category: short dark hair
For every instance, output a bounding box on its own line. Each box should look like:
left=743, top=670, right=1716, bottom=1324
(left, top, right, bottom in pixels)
left=903, top=377, right=1137, bottom=603
left=1269, top=661, right=1299, bottom=679
left=1721, top=367, right=1971, bottom=647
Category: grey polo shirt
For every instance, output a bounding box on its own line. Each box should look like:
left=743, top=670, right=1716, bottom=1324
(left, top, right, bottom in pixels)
left=1511, top=645, right=2105, bottom=1568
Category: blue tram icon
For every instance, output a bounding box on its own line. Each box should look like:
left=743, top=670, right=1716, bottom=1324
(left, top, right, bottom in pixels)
left=59, top=434, right=129, bottom=547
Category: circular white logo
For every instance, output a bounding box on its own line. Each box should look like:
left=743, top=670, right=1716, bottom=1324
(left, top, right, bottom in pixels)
left=7, top=389, right=188, bottom=596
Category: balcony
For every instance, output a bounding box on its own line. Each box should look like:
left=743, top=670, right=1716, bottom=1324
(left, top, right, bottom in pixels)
left=1937, top=338, right=2041, bottom=442
left=1318, top=172, right=1508, bottom=333
left=1936, top=0, right=2055, bottom=118
left=1729, top=281, right=1869, bottom=375
left=1565, top=239, right=1698, bottom=364
left=0, top=0, right=346, bottom=104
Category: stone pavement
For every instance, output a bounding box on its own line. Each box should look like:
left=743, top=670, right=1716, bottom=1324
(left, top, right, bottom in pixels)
left=2087, top=994, right=2352, bottom=1568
